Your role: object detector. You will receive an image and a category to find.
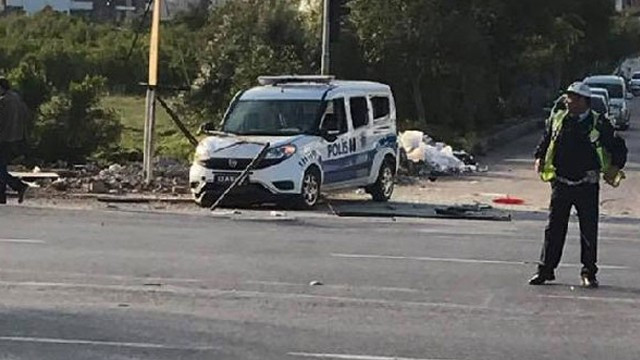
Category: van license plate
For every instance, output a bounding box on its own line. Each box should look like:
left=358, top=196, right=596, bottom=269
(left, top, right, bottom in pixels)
left=213, top=173, right=241, bottom=184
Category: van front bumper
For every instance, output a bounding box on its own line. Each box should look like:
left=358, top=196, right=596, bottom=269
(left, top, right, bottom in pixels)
left=189, top=161, right=302, bottom=200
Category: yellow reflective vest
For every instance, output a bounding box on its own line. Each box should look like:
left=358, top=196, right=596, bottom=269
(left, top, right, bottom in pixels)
left=540, top=109, right=621, bottom=186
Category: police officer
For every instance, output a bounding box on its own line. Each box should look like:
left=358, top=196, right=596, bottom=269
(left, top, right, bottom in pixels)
left=530, top=82, right=626, bottom=288
left=0, top=77, right=29, bottom=204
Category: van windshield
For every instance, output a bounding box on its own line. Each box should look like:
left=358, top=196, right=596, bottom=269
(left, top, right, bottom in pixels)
left=587, top=83, right=623, bottom=98
left=222, top=100, right=323, bottom=136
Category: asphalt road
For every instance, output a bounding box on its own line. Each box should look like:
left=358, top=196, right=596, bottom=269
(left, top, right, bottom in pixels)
left=1, top=97, right=639, bottom=360
left=1, top=203, right=639, bottom=360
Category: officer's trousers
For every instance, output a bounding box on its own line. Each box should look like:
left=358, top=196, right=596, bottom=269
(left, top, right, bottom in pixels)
left=0, top=142, right=26, bottom=204
left=538, top=181, right=599, bottom=277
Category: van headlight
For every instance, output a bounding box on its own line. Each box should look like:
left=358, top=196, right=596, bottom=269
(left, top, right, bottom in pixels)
left=265, top=144, right=297, bottom=159
left=194, top=144, right=209, bottom=162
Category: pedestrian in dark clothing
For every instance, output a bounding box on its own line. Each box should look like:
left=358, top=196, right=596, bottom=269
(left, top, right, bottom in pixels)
left=530, top=82, right=627, bottom=288
left=0, top=77, right=29, bottom=204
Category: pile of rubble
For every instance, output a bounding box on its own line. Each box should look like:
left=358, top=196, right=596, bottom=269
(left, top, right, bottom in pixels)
left=33, top=159, right=191, bottom=195
left=399, top=130, right=487, bottom=177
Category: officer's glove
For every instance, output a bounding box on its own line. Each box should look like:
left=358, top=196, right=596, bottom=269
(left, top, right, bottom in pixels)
left=603, top=166, right=625, bottom=188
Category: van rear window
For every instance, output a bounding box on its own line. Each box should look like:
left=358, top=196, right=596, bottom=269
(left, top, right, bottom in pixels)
left=371, top=96, right=390, bottom=120
left=350, top=97, right=370, bottom=129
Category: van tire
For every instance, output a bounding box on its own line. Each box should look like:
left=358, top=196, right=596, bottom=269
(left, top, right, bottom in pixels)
left=293, top=167, right=321, bottom=209
left=368, top=159, right=395, bottom=202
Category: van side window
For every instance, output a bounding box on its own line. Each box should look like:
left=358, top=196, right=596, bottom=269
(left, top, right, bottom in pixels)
left=350, top=97, right=370, bottom=129
left=371, top=96, right=390, bottom=120
left=334, top=98, right=348, bottom=134
left=322, top=98, right=348, bottom=134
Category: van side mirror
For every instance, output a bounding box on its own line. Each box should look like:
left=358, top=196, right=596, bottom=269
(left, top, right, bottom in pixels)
left=198, top=122, right=217, bottom=134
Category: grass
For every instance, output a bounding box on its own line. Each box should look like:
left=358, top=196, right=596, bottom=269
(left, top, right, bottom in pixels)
left=102, top=95, right=196, bottom=162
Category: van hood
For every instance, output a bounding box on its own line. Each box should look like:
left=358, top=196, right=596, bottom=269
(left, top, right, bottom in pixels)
left=196, top=134, right=305, bottom=159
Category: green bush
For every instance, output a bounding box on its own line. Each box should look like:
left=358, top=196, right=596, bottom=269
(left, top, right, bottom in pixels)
left=32, top=76, right=122, bottom=164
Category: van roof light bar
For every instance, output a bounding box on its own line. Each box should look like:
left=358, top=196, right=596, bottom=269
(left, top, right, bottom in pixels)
left=258, top=75, right=336, bottom=86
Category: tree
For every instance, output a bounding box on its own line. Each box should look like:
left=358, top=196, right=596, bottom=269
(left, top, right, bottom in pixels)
left=185, top=0, right=317, bottom=124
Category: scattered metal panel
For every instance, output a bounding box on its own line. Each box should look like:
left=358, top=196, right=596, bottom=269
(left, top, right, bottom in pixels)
left=331, top=201, right=511, bottom=222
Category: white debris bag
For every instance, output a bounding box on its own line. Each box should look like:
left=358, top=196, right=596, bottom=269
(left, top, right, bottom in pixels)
left=399, top=131, right=424, bottom=152
left=400, top=131, right=471, bottom=174
left=424, top=143, right=466, bottom=173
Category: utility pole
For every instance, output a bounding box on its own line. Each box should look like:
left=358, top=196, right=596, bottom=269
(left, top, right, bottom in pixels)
left=143, top=0, right=161, bottom=183
left=321, top=0, right=330, bottom=75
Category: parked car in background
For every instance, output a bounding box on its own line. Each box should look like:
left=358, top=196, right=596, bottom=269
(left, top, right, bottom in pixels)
left=590, top=87, right=610, bottom=107
left=629, top=72, right=640, bottom=96
left=591, top=94, right=609, bottom=118
left=584, top=75, right=631, bottom=130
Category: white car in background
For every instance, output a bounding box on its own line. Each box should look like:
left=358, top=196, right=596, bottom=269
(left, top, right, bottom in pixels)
left=590, top=94, right=609, bottom=118
left=590, top=87, right=610, bottom=107
left=629, top=71, right=640, bottom=95
left=584, top=75, right=632, bottom=130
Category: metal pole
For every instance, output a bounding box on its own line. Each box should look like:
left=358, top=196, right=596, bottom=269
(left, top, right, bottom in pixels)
left=143, top=0, right=162, bottom=184
left=321, top=0, right=330, bottom=75
left=143, top=87, right=157, bottom=183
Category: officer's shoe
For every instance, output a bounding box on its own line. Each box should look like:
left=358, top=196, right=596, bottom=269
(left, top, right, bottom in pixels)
left=529, top=272, right=556, bottom=285
left=17, top=183, right=28, bottom=204
left=581, top=274, right=599, bottom=289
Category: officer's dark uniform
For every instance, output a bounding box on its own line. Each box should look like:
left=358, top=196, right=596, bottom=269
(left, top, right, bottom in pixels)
left=533, top=110, right=623, bottom=283
left=0, top=81, right=29, bottom=204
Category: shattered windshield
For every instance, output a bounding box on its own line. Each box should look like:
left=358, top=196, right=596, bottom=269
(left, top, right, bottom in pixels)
left=222, top=100, right=323, bottom=136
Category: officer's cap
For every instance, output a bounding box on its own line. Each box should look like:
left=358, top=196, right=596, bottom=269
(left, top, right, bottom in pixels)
left=565, top=82, right=592, bottom=98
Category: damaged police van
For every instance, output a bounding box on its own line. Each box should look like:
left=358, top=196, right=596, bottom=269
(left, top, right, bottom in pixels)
left=190, top=76, right=398, bottom=208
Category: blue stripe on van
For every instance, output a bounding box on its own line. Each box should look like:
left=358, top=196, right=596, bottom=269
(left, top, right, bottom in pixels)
left=319, top=135, right=398, bottom=185
left=321, top=150, right=376, bottom=184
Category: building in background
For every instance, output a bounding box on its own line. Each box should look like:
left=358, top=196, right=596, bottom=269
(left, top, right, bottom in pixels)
left=0, top=0, right=220, bottom=20
left=615, top=0, right=640, bottom=12
left=2, top=0, right=93, bottom=15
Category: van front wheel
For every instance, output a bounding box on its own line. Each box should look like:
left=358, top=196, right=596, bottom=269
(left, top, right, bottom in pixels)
left=293, top=168, right=321, bottom=209
left=367, top=160, right=395, bottom=202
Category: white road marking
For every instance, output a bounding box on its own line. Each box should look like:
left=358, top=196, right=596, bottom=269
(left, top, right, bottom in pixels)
left=331, top=253, right=630, bottom=270
left=288, top=352, right=453, bottom=360
left=0, top=238, right=45, bottom=244
left=332, top=253, right=527, bottom=266
left=0, top=268, right=202, bottom=284
left=418, top=229, right=516, bottom=237
left=0, top=336, right=216, bottom=351
left=540, top=295, right=640, bottom=304
left=246, top=280, right=425, bottom=294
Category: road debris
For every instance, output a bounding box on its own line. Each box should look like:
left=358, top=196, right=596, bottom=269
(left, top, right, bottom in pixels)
left=492, top=196, right=525, bottom=205
left=21, top=160, right=190, bottom=196
left=270, top=211, right=287, bottom=217
left=434, top=204, right=511, bottom=221
left=398, top=131, right=483, bottom=177
left=332, top=201, right=511, bottom=221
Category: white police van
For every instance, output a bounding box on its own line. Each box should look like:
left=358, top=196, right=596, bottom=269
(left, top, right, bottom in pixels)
left=190, top=76, right=398, bottom=208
